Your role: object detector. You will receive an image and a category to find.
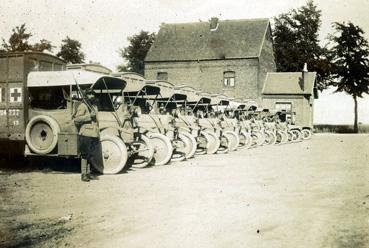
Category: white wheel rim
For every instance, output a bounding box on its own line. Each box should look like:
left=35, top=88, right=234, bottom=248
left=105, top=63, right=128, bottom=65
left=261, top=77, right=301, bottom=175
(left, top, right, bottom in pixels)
left=148, top=133, right=173, bottom=166
left=99, top=136, right=127, bottom=174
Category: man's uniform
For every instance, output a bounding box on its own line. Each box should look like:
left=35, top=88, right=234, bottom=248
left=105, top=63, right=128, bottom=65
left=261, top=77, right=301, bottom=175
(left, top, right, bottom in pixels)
left=73, top=99, right=99, bottom=181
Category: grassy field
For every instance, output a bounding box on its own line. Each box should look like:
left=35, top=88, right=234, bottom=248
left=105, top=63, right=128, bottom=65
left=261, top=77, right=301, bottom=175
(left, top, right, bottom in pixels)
left=314, top=124, right=369, bottom=133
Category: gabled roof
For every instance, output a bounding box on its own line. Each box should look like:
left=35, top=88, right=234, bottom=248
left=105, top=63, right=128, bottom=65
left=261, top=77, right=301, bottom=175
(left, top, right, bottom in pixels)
left=145, top=18, right=270, bottom=62
left=262, top=72, right=317, bottom=95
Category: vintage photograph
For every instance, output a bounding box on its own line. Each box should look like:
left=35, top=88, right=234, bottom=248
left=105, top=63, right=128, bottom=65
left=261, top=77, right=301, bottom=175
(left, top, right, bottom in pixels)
left=0, top=0, right=369, bottom=247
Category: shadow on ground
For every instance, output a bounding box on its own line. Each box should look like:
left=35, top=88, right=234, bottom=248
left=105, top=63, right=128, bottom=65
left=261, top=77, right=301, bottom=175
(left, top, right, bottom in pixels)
left=0, top=156, right=81, bottom=174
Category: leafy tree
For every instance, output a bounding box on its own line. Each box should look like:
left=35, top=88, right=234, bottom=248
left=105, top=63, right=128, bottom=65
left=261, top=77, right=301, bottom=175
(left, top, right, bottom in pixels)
left=1, top=24, right=53, bottom=52
left=273, top=0, right=330, bottom=90
left=32, top=39, right=53, bottom=52
left=118, top=30, right=156, bottom=75
left=56, top=36, right=85, bottom=64
left=329, top=22, right=369, bottom=133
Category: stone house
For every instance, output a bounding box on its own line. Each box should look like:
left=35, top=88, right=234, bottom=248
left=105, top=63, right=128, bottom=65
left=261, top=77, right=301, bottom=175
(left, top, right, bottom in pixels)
left=144, top=17, right=276, bottom=101
left=262, top=68, right=318, bottom=128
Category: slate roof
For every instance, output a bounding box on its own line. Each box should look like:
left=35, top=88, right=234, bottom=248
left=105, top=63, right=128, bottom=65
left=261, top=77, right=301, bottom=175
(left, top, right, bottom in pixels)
left=145, top=18, right=270, bottom=62
left=262, top=72, right=317, bottom=95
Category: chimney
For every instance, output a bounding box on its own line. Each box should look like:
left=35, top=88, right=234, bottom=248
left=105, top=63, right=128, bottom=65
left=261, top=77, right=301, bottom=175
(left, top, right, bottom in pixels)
left=302, top=63, right=308, bottom=91
left=210, top=17, right=219, bottom=31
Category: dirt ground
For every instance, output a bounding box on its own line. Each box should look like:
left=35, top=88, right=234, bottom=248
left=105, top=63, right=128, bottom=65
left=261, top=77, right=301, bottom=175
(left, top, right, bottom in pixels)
left=1, top=134, right=369, bottom=248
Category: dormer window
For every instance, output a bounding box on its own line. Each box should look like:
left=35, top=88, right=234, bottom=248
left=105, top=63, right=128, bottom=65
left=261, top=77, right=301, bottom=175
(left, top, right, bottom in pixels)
left=223, top=71, right=235, bottom=87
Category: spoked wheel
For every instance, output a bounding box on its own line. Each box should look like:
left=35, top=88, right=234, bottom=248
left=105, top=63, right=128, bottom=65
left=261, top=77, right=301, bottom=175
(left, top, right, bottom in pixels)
left=195, top=131, right=210, bottom=155
left=291, top=129, right=303, bottom=142
left=224, top=131, right=239, bottom=151
left=264, top=131, right=277, bottom=145
left=302, top=129, right=312, bottom=140
left=217, top=134, right=230, bottom=154
left=148, top=133, right=173, bottom=166
left=277, top=130, right=289, bottom=144
left=171, top=133, right=191, bottom=162
left=205, top=131, right=220, bottom=154
left=129, top=135, right=155, bottom=168
left=94, top=135, right=128, bottom=174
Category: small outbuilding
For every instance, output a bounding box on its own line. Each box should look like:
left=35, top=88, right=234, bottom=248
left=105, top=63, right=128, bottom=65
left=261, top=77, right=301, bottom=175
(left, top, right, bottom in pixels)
left=262, top=68, right=318, bottom=128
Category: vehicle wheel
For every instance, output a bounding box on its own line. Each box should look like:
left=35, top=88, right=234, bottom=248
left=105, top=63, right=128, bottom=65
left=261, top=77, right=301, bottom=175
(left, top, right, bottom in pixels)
left=130, top=135, right=155, bottom=168
left=217, top=134, right=230, bottom=154
left=25, top=115, right=60, bottom=155
left=94, top=135, right=128, bottom=174
left=291, top=129, right=303, bottom=142
left=224, top=131, right=239, bottom=151
left=205, top=131, right=220, bottom=154
left=148, top=133, right=173, bottom=166
left=302, top=129, right=312, bottom=140
left=264, top=131, right=277, bottom=145
left=171, top=133, right=191, bottom=162
left=238, top=130, right=252, bottom=149
left=195, top=131, right=209, bottom=155
left=238, top=131, right=247, bottom=148
left=252, top=130, right=265, bottom=146
left=275, top=131, right=282, bottom=144
left=242, top=131, right=253, bottom=149
left=171, top=132, right=197, bottom=161
left=276, top=130, right=288, bottom=144
left=180, top=131, right=197, bottom=159
left=285, top=130, right=293, bottom=143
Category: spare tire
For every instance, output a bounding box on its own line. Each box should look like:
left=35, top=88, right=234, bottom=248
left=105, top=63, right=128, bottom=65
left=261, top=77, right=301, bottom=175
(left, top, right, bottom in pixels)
left=26, top=115, right=60, bottom=155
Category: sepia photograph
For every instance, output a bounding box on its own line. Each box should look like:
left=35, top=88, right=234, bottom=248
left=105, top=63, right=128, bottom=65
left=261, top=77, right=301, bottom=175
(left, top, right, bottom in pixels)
left=0, top=0, right=369, bottom=247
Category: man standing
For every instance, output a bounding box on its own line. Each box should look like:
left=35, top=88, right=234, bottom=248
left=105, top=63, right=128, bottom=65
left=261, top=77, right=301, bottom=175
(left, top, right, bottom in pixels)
left=73, top=88, right=100, bottom=182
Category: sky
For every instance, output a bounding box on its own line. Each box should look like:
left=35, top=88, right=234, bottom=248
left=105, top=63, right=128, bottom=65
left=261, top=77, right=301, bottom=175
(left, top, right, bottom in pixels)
left=1, top=0, right=369, bottom=124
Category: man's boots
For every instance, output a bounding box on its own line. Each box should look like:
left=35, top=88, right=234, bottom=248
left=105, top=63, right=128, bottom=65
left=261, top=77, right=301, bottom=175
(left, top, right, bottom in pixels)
left=81, top=174, right=90, bottom=182
left=81, top=159, right=90, bottom=182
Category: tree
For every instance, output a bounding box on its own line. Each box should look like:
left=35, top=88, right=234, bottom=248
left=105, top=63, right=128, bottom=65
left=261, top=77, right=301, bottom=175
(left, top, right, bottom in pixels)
left=118, top=30, right=156, bottom=75
left=32, top=39, right=53, bottom=52
left=329, top=22, right=369, bottom=133
left=1, top=23, right=53, bottom=52
left=273, top=0, right=330, bottom=90
left=56, top=36, right=85, bottom=64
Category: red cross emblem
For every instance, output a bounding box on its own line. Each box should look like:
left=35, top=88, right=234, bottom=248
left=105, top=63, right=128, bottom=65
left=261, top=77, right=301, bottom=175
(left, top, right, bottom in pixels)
left=10, top=88, right=22, bottom=103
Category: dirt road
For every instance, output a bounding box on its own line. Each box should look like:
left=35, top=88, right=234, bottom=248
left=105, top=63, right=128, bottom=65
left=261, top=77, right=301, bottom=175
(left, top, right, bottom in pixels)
left=1, top=134, right=369, bottom=248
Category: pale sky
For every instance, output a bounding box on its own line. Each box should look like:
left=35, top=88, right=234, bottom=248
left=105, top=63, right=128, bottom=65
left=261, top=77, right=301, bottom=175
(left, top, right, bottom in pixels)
left=1, top=0, right=369, bottom=124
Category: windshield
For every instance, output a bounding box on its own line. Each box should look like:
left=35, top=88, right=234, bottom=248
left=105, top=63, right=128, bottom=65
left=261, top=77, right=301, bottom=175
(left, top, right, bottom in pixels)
left=95, top=93, right=121, bottom=112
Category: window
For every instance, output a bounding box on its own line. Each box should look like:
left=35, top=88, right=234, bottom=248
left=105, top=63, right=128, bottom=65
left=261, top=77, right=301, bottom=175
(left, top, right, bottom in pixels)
left=275, top=102, right=292, bottom=112
left=39, top=61, right=53, bottom=71
left=275, top=102, right=293, bottom=122
left=29, top=86, right=69, bottom=109
left=157, top=72, right=168, bottom=81
left=223, top=71, right=235, bottom=87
